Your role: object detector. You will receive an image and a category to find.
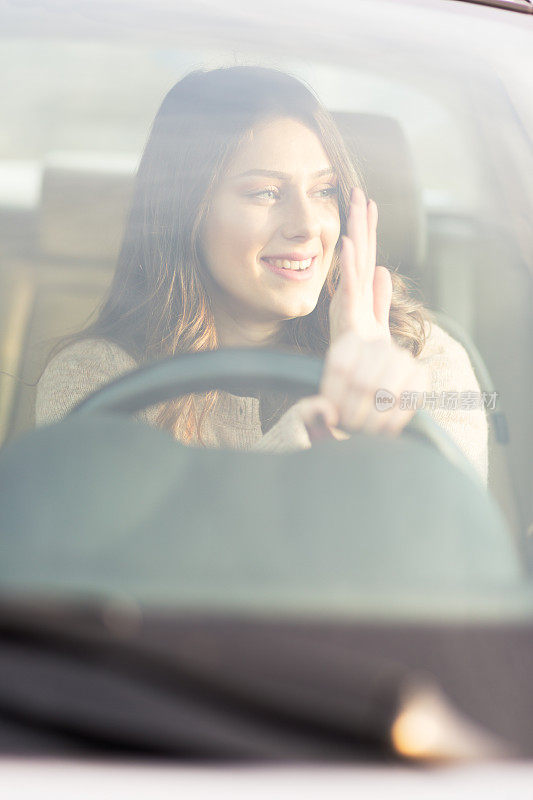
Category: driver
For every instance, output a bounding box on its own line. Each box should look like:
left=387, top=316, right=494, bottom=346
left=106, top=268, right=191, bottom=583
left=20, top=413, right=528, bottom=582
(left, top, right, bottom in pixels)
left=35, top=66, right=488, bottom=485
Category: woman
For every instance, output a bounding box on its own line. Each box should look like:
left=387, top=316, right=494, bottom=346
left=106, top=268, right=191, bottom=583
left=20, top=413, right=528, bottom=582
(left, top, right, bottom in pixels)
left=36, top=66, right=488, bottom=483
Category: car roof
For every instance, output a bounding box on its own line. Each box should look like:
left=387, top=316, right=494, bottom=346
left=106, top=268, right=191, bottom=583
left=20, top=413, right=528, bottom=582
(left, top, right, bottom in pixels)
left=1, top=0, right=531, bottom=41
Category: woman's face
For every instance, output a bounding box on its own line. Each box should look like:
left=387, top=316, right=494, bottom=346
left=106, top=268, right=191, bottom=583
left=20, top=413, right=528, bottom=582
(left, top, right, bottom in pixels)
left=200, top=117, right=341, bottom=343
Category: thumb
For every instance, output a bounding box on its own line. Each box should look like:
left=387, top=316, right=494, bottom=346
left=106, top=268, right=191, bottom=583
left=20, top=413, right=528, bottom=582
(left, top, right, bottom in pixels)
left=295, top=396, right=339, bottom=441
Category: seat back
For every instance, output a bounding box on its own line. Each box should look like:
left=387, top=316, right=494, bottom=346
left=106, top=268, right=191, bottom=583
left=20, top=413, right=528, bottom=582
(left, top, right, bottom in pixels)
left=1, top=153, right=137, bottom=443
left=332, top=111, right=425, bottom=278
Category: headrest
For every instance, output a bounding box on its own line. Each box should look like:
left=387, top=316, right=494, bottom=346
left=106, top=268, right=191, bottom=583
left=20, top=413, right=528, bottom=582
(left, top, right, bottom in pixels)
left=40, top=152, right=137, bottom=263
left=332, top=112, right=425, bottom=277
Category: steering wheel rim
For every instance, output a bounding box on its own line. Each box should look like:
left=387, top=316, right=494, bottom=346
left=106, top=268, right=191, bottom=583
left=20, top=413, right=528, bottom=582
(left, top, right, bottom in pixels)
left=71, top=348, right=480, bottom=483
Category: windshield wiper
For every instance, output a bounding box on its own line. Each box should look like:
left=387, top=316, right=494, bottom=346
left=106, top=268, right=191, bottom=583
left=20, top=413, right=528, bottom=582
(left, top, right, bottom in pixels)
left=450, top=0, right=533, bottom=14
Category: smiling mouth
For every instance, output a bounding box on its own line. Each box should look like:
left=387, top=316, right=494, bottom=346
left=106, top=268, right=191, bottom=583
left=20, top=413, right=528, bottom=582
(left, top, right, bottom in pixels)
left=261, top=257, right=314, bottom=271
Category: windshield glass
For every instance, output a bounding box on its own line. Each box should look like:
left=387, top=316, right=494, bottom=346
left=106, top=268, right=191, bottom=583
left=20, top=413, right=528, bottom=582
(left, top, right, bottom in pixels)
left=0, top=0, right=532, bottom=616
left=2, top=0, right=533, bottom=765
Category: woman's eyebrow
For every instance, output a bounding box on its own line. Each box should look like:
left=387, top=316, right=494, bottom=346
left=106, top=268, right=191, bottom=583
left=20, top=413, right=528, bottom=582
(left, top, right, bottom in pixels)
left=232, top=168, right=336, bottom=180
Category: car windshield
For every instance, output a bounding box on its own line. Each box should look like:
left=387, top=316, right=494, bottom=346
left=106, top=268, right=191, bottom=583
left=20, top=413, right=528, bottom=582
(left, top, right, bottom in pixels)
left=0, top=0, right=532, bottom=762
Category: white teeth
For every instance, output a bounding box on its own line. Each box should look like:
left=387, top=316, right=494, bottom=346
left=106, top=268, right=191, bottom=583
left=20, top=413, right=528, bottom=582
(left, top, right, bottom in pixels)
left=266, top=258, right=313, bottom=270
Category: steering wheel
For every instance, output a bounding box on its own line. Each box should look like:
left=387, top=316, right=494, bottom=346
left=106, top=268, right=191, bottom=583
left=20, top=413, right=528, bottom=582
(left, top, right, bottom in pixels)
left=72, top=348, right=479, bottom=482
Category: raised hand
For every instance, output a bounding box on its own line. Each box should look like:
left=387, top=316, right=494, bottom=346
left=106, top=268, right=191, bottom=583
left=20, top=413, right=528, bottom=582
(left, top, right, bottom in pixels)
left=329, top=188, right=393, bottom=345
left=293, top=188, right=427, bottom=442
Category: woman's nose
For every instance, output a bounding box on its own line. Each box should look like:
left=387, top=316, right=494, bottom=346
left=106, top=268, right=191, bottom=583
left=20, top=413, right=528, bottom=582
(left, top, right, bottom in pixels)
left=280, top=192, right=321, bottom=240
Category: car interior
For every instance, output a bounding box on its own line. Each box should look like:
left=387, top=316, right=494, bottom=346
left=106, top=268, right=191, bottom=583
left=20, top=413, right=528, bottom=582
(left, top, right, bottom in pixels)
left=0, top=103, right=529, bottom=549
left=0, top=0, right=533, bottom=768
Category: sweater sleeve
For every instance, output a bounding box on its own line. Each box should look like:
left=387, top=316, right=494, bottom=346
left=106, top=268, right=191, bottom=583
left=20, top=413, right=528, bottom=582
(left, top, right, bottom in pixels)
left=417, top=322, right=489, bottom=487
left=35, top=339, right=141, bottom=426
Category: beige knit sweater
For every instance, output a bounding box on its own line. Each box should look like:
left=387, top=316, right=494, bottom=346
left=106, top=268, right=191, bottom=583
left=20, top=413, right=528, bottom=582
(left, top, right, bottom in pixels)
left=35, top=322, right=489, bottom=485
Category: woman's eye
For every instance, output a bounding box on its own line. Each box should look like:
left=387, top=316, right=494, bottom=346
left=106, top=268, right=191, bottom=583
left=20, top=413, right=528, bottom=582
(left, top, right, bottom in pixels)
left=253, top=187, right=280, bottom=200
left=249, top=185, right=337, bottom=201
left=314, top=185, right=338, bottom=199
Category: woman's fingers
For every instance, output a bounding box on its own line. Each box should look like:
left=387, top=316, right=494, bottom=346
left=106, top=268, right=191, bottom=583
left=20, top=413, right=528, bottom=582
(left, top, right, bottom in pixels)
left=321, top=334, right=386, bottom=430
left=295, top=395, right=340, bottom=442
left=367, top=198, right=378, bottom=289
left=347, top=188, right=376, bottom=293
left=373, top=265, right=393, bottom=330
left=320, top=331, right=364, bottom=410
left=329, top=189, right=391, bottom=345
left=336, top=341, right=391, bottom=431
left=329, top=236, right=357, bottom=341
left=320, top=332, right=424, bottom=438
left=339, top=234, right=358, bottom=299
left=347, top=188, right=368, bottom=286
left=381, top=361, right=429, bottom=436
left=362, top=350, right=419, bottom=435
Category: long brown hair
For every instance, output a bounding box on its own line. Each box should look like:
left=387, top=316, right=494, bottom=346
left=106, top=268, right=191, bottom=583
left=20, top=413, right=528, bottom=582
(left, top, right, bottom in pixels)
left=54, top=66, right=429, bottom=443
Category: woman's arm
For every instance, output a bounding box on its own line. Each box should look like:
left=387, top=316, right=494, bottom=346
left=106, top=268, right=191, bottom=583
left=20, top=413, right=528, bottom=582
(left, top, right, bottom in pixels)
left=35, top=338, right=140, bottom=425
left=417, top=322, right=489, bottom=486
